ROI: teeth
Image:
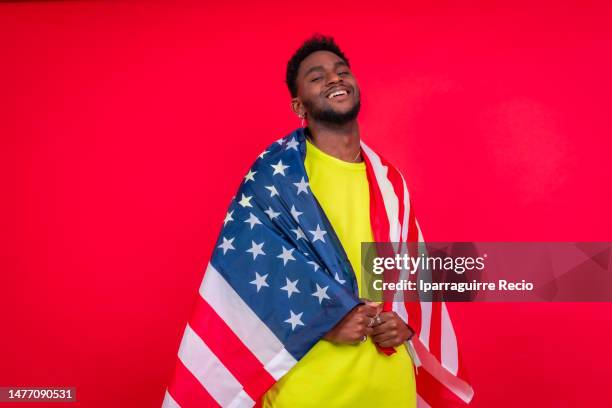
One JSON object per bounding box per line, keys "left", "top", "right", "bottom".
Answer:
{"left": 328, "top": 90, "right": 348, "bottom": 99}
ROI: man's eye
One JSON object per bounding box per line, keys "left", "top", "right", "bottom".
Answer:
{"left": 339, "top": 71, "right": 349, "bottom": 76}
{"left": 311, "top": 77, "right": 322, "bottom": 82}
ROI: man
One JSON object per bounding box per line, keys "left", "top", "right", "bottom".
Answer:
{"left": 261, "top": 35, "right": 416, "bottom": 407}
{"left": 163, "top": 34, "right": 472, "bottom": 408}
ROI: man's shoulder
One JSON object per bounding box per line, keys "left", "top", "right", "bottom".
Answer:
{"left": 249, "top": 128, "right": 302, "bottom": 168}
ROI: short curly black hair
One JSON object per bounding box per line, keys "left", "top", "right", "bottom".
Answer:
{"left": 285, "top": 34, "right": 350, "bottom": 98}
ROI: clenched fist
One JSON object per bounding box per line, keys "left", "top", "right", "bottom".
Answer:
{"left": 371, "top": 311, "right": 415, "bottom": 348}
{"left": 324, "top": 302, "right": 381, "bottom": 344}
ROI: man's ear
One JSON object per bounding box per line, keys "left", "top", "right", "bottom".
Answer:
{"left": 290, "top": 98, "right": 305, "bottom": 118}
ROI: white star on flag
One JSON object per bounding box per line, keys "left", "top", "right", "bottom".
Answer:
{"left": 244, "top": 213, "right": 262, "bottom": 230}
{"left": 258, "top": 150, "right": 269, "bottom": 159}
{"left": 238, "top": 194, "right": 253, "bottom": 208}
{"left": 217, "top": 236, "right": 235, "bottom": 255}
{"left": 307, "top": 261, "right": 320, "bottom": 271}
{"left": 285, "top": 137, "right": 299, "bottom": 151}
{"left": 291, "top": 227, "right": 307, "bottom": 240}
{"left": 277, "top": 246, "right": 296, "bottom": 266}
{"left": 246, "top": 240, "right": 266, "bottom": 260}
{"left": 244, "top": 169, "right": 256, "bottom": 183}
{"left": 271, "top": 160, "right": 289, "bottom": 176}
{"left": 312, "top": 284, "right": 330, "bottom": 304}
{"left": 309, "top": 224, "right": 327, "bottom": 243}
{"left": 281, "top": 277, "right": 300, "bottom": 298}
{"left": 250, "top": 272, "right": 269, "bottom": 292}
{"left": 265, "top": 185, "right": 279, "bottom": 198}
{"left": 290, "top": 205, "right": 303, "bottom": 222}
{"left": 264, "top": 206, "right": 280, "bottom": 220}
{"left": 284, "top": 310, "right": 304, "bottom": 330}
{"left": 223, "top": 210, "right": 234, "bottom": 226}
{"left": 293, "top": 177, "right": 310, "bottom": 195}
{"left": 334, "top": 272, "right": 346, "bottom": 285}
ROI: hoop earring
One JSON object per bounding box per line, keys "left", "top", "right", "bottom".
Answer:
{"left": 300, "top": 115, "right": 307, "bottom": 128}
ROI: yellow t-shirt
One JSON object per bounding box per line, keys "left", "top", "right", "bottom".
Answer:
{"left": 262, "top": 138, "right": 416, "bottom": 407}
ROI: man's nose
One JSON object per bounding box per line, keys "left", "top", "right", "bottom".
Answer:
{"left": 325, "top": 71, "right": 342, "bottom": 84}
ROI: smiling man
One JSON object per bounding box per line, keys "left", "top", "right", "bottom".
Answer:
{"left": 163, "top": 34, "right": 428, "bottom": 408}
{"left": 260, "top": 35, "right": 417, "bottom": 407}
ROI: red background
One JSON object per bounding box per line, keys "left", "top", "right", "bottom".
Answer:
{"left": 2, "top": 1, "right": 611, "bottom": 407}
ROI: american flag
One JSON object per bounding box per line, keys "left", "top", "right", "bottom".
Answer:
{"left": 162, "top": 128, "right": 473, "bottom": 407}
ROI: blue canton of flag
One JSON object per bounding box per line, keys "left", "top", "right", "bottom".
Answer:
{"left": 211, "top": 127, "right": 360, "bottom": 359}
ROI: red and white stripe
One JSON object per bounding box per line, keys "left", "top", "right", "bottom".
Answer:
{"left": 361, "top": 140, "right": 474, "bottom": 406}
{"left": 164, "top": 263, "right": 296, "bottom": 407}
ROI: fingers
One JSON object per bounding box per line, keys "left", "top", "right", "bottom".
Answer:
{"left": 353, "top": 313, "right": 375, "bottom": 335}
{"left": 376, "top": 311, "right": 395, "bottom": 322}
{"left": 371, "top": 312, "right": 397, "bottom": 332}
{"left": 364, "top": 300, "right": 383, "bottom": 314}
{"left": 371, "top": 312, "right": 406, "bottom": 347}
{"left": 371, "top": 319, "right": 395, "bottom": 336}
{"left": 358, "top": 304, "right": 379, "bottom": 318}
{"left": 332, "top": 305, "right": 399, "bottom": 345}
{"left": 372, "top": 329, "right": 397, "bottom": 345}
{"left": 345, "top": 324, "right": 373, "bottom": 344}
{"left": 330, "top": 308, "right": 412, "bottom": 346}
{"left": 355, "top": 307, "right": 379, "bottom": 336}
{"left": 330, "top": 305, "right": 376, "bottom": 344}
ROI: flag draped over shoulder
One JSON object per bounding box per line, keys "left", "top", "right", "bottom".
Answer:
{"left": 162, "top": 128, "right": 474, "bottom": 408}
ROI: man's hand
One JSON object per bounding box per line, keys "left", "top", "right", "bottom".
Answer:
{"left": 324, "top": 303, "right": 380, "bottom": 344}
{"left": 371, "top": 311, "right": 415, "bottom": 348}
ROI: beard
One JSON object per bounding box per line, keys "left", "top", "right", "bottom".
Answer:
{"left": 303, "top": 97, "right": 361, "bottom": 126}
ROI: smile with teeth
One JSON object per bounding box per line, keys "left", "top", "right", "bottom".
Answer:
{"left": 327, "top": 90, "right": 349, "bottom": 99}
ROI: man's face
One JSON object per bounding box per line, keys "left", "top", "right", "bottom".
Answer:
{"left": 295, "top": 50, "right": 361, "bottom": 125}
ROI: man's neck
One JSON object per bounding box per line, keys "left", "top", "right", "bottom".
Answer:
{"left": 307, "top": 121, "right": 362, "bottom": 163}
